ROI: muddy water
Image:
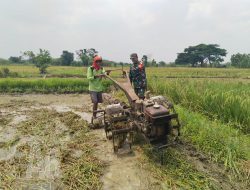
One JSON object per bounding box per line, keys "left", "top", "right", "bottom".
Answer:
{"left": 0, "top": 114, "right": 27, "bottom": 161}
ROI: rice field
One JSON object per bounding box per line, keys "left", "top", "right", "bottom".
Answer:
{"left": 176, "top": 106, "right": 250, "bottom": 177}
{"left": 1, "top": 64, "right": 250, "bottom": 78}
{"left": 148, "top": 77, "right": 250, "bottom": 133}
{"left": 0, "top": 78, "right": 111, "bottom": 93}
{"left": 1, "top": 64, "right": 250, "bottom": 189}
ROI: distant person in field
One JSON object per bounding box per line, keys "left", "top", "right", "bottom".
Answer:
{"left": 129, "top": 53, "right": 147, "bottom": 99}
{"left": 87, "top": 55, "right": 106, "bottom": 118}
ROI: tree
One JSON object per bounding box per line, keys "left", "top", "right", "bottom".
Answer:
{"left": 158, "top": 61, "right": 166, "bottom": 67}
{"left": 60, "top": 51, "right": 74, "bottom": 66}
{"left": 0, "top": 67, "right": 10, "bottom": 77}
{"left": 51, "top": 58, "right": 61, "bottom": 66}
{"left": 175, "top": 44, "right": 227, "bottom": 67}
{"left": 175, "top": 52, "right": 200, "bottom": 67}
{"left": 86, "top": 48, "right": 98, "bottom": 58}
{"left": 151, "top": 59, "right": 157, "bottom": 67}
{"left": 23, "top": 51, "right": 35, "bottom": 63}
{"left": 142, "top": 55, "right": 148, "bottom": 67}
{"left": 231, "top": 53, "right": 250, "bottom": 68}
{"left": 9, "top": 56, "right": 21, "bottom": 63}
{"left": 33, "top": 49, "right": 52, "bottom": 74}
{"left": 76, "top": 48, "right": 98, "bottom": 66}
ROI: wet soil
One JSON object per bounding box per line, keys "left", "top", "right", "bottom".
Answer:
{"left": 0, "top": 94, "right": 247, "bottom": 190}
{"left": 89, "top": 130, "right": 160, "bottom": 190}
{"left": 176, "top": 141, "right": 248, "bottom": 190}
{"left": 0, "top": 94, "right": 160, "bottom": 190}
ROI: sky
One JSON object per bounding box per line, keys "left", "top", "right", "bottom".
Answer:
{"left": 0, "top": 0, "right": 250, "bottom": 63}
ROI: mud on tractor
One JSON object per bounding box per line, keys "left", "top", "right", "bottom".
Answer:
{"left": 91, "top": 70, "right": 181, "bottom": 153}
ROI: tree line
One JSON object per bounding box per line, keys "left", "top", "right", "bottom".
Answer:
{"left": 7, "top": 48, "right": 169, "bottom": 69}
{"left": 5, "top": 44, "right": 250, "bottom": 72}
{"left": 175, "top": 44, "right": 250, "bottom": 68}
{"left": 8, "top": 48, "right": 129, "bottom": 67}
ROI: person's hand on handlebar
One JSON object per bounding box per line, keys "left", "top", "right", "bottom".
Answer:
{"left": 105, "top": 70, "right": 111, "bottom": 75}
{"left": 94, "top": 74, "right": 106, "bottom": 79}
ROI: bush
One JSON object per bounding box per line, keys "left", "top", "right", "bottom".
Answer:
{"left": 0, "top": 68, "right": 10, "bottom": 77}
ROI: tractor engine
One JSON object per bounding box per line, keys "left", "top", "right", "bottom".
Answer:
{"left": 133, "top": 96, "right": 174, "bottom": 143}
{"left": 91, "top": 70, "right": 180, "bottom": 153}
{"left": 101, "top": 95, "right": 180, "bottom": 152}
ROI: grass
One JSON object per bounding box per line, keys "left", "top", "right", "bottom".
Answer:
{"left": 0, "top": 65, "right": 113, "bottom": 78}
{"left": 0, "top": 78, "right": 112, "bottom": 93}
{"left": 148, "top": 77, "right": 250, "bottom": 133}
{"left": 0, "top": 65, "right": 89, "bottom": 78}
{"left": 147, "top": 67, "right": 250, "bottom": 78}
{"left": 114, "top": 89, "right": 250, "bottom": 186}
{"left": 135, "top": 105, "right": 250, "bottom": 189}
{"left": 140, "top": 146, "right": 215, "bottom": 190}
{"left": 177, "top": 105, "right": 250, "bottom": 182}
{"left": 1, "top": 64, "right": 250, "bottom": 78}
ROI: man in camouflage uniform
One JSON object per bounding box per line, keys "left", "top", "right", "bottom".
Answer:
{"left": 129, "top": 53, "right": 147, "bottom": 99}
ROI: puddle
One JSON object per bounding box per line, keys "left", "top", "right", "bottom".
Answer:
{"left": 26, "top": 154, "right": 61, "bottom": 179}
{"left": 10, "top": 115, "right": 27, "bottom": 125}
{"left": 0, "top": 136, "right": 30, "bottom": 161}
{"left": 72, "top": 111, "right": 92, "bottom": 123}
{"left": 51, "top": 105, "right": 73, "bottom": 113}
{"left": 0, "top": 146, "right": 17, "bottom": 161}
{"left": 0, "top": 127, "right": 17, "bottom": 143}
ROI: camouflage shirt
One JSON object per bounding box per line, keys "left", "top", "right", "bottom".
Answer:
{"left": 129, "top": 63, "right": 147, "bottom": 89}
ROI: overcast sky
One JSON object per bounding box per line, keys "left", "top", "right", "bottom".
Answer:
{"left": 0, "top": 0, "right": 250, "bottom": 63}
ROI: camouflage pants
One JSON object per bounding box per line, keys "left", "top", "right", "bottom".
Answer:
{"left": 134, "top": 88, "right": 145, "bottom": 99}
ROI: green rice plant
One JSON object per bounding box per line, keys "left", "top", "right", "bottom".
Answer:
{"left": 148, "top": 77, "right": 250, "bottom": 133}
{"left": 0, "top": 78, "right": 112, "bottom": 93}
{"left": 0, "top": 65, "right": 124, "bottom": 78}
{"left": 146, "top": 67, "right": 250, "bottom": 78}
{"left": 176, "top": 105, "right": 250, "bottom": 182}
{"left": 140, "top": 106, "right": 250, "bottom": 188}
{"left": 1, "top": 65, "right": 250, "bottom": 78}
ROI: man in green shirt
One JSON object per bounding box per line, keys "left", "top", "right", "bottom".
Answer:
{"left": 87, "top": 55, "right": 106, "bottom": 118}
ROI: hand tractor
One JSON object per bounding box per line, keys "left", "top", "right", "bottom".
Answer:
{"left": 91, "top": 70, "right": 181, "bottom": 154}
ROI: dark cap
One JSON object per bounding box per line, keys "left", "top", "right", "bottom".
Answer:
{"left": 130, "top": 53, "right": 138, "bottom": 59}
